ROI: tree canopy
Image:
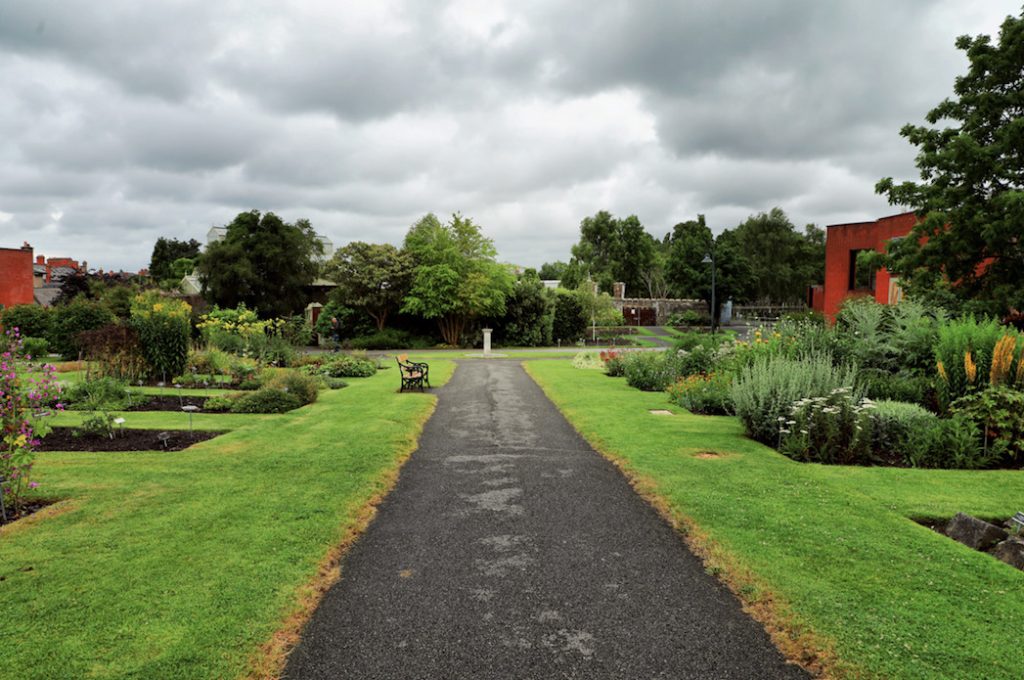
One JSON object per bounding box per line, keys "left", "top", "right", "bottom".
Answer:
{"left": 876, "top": 10, "right": 1024, "bottom": 316}
{"left": 730, "top": 208, "right": 824, "bottom": 304}
{"left": 149, "top": 237, "right": 201, "bottom": 284}
{"left": 324, "top": 242, "right": 413, "bottom": 331}
{"left": 197, "top": 210, "right": 322, "bottom": 318}
{"left": 401, "top": 213, "right": 514, "bottom": 345}
{"left": 568, "top": 211, "right": 657, "bottom": 296}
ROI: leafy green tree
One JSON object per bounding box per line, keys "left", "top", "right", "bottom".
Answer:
{"left": 402, "top": 213, "right": 514, "bottom": 346}
{"left": 149, "top": 237, "right": 201, "bottom": 283}
{"left": 664, "top": 216, "right": 755, "bottom": 318}
{"left": 730, "top": 208, "right": 824, "bottom": 303}
{"left": 573, "top": 282, "right": 623, "bottom": 326}
{"left": 47, "top": 298, "right": 116, "bottom": 359}
{"left": 0, "top": 305, "right": 51, "bottom": 339}
{"left": 876, "top": 11, "right": 1024, "bottom": 316}
{"left": 197, "top": 210, "right": 322, "bottom": 318}
{"left": 491, "top": 270, "right": 554, "bottom": 347}
{"left": 664, "top": 216, "right": 714, "bottom": 299}
{"left": 552, "top": 289, "right": 587, "bottom": 344}
{"left": 538, "top": 261, "right": 568, "bottom": 281}
{"left": 569, "top": 211, "right": 657, "bottom": 295}
{"left": 324, "top": 242, "right": 413, "bottom": 331}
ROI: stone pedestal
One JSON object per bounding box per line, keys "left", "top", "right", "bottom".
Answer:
{"left": 482, "top": 328, "right": 493, "bottom": 357}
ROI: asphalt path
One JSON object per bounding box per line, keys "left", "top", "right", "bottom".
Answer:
{"left": 284, "top": 360, "right": 807, "bottom": 679}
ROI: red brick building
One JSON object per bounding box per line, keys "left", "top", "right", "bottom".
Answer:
{"left": 0, "top": 243, "right": 35, "bottom": 310}
{"left": 813, "top": 211, "right": 918, "bottom": 320}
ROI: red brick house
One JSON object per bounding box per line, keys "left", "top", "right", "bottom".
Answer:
{"left": 0, "top": 243, "right": 35, "bottom": 310}
{"left": 812, "top": 211, "right": 918, "bottom": 320}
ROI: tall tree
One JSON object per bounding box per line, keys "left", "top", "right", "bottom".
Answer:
{"left": 876, "top": 10, "right": 1024, "bottom": 316}
{"left": 569, "top": 211, "right": 656, "bottom": 295}
{"left": 538, "top": 261, "right": 568, "bottom": 281}
{"left": 324, "top": 242, "right": 412, "bottom": 331}
{"left": 197, "top": 210, "right": 322, "bottom": 318}
{"left": 730, "top": 208, "right": 823, "bottom": 303}
{"left": 664, "top": 216, "right": 713, "bottom": 299}
{"left": 490, "top": 270, "right": 554, "bottom": 347}
{"left": 149, "top": 237, "right": 201, "bottom": 283}
{"left": 402, "top": 213, "right": 514, "bottom": 346}
{"left": 664, "top": 216, "right": 755, "bottom": 317}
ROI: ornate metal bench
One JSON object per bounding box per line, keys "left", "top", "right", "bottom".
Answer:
{"left": 397, "top": 354, "right": 430, "bottom": 392}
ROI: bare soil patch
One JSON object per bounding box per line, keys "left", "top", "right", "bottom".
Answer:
{"left": 37, "top": 427, "right": 226, "bottom": 452}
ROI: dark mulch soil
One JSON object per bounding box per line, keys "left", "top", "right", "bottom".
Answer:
{"left": 0, "top": 499, "right": 57, "bottom": 529}
{"left": 37, "top": 427, "right": 226, "bottom": 452}
{"left": 124, "top": 395, "right": 210, "bottom": 412}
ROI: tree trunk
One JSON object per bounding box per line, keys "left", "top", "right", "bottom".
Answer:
{"left": 438, "top": 315, "right": 465, "bottom": 346}
{"left": 371, "top": 309, "right": 388, "bottom": 331}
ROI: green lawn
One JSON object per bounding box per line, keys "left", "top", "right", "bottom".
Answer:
{"left": 0, "top": 361, "right": 453, "bottom": 679}
{"left": 525, "top": 361, "right": 1024, "bottom": 680}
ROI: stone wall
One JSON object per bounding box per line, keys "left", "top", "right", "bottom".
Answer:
{"left": 612, "top": 297, "right": 704, "bottom": 325}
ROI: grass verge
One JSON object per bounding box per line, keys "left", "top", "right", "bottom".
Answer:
{"left": 0, "top": 361, "right": 453, "bottom": 679}
{"left": 525, "top": 360, "right": 1024, "bottom": 680}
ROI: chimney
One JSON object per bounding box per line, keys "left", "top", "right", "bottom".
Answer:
{"left": 21, "top": 241, "right": 32, "bottom": 252}
{"left": 36, "top": 255, "right": 45, "bottom": 265}
{"left": 46, "top": 262, "right": 51, "bottom": 283}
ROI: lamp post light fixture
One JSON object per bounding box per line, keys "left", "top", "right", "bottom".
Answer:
{"left": 702, "top": 252, "right": 717, "bottom": 334}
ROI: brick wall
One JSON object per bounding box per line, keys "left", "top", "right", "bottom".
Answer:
{"left": 0, "top": 246, "right": 35, "bottom": 310}
{"left": 822, "top": 212, "right": 918, "bottom": 320}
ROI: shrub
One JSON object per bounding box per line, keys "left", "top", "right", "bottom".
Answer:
{"left": 870, "top": 400, "right": 938, "bottom": 463}
{"left": 1, "top": 304, "right": 51, "bottom": 339}
{"left": 623, "top": 351, "right": 676, "bottom": 391}
{"left": 667, "top": 309, "right": 706, "bottom": 327}
{"left": 20, "top": 337, "right": 50, "bottom": 360}
{"left": 671, "top": 331, "right": 717, "bottom": 352}
{"left": 203, "top": 395, "right": 237, "bottom": 412}
{"left": 63, "top": 377, "right": 137, "bottom": 411}
{"left": 262, "top": 369, "right": 320, "bottom": 405}
{"left": 74, "top": 411, "right": 117, "bottom": 439}
{"left": 348, "top": 329, "right": 429, "bottom": 350}
{"left": 950, "top": 385, "right": 1024, "bottom": 460}
{"left": 230, "top": 388, "right": 303, "bottom": 414}
{"left": 778, "top": 390, "right": 875, "bottom": 465}
{"left": 858, "top": 369, "right": 937, "bottom": 410}
{"left": 731, "top": 354, "right": 859, "bottom": 445}
{"left": 325, "top": 378, "right": 349, "bottom": 390}
{"left": 131, "top": 292, "right": 191, "bottom": 381}
{"left": 572, "top": 351, "right": 605, "bottom": 370}
{"left": 934, "top": 316, "right": 1018, "bottom": 408}
{"left": 600, "top": 350, "right": 626, "bottom": 377}
{"left": 671, "top": 344, "right": 718, "bottom": 378}
{"left": 902, "top": 415, "right": 999, "bottom": 469}
{"left": 667, "top": 373, "right": 733, "bottom": 415}
{"left": 1, "top": 328, "right": 61, "bottom": 511}
{"left": 552, "top": 291, "right": 587, "bottom": 345}
{"left": 321, "top": 354, "right": 378, "bottom": 378}
{"left": 47, "top": 298, "right": 116, "bottom": 359}
{"left": 77, "top": 324, "right": 148, "bottom": 382}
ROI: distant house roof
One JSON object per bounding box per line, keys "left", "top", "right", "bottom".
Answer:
{"left": 49, "top": 266, "right": 76, "bottom": 281}
{"left": 34, "top": 286, "right": 61, "bottom": 308}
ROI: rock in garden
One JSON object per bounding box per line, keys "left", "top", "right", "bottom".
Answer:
{"left": 990, "top": 538, "right": 1024, "bottom": 570}
{"left": 944, "top": 513, "right": 1007, "bottom": 551}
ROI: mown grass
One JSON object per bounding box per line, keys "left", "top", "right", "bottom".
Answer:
{"left": 526, "top": 360, "right": 1024, "bottom": 680}
{"left": 0, "top": 361, "right": 453, "bottom": 679}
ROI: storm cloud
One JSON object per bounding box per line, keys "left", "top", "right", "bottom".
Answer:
{"left": 0, "top": 0, "right": 1016, "bottom": 270}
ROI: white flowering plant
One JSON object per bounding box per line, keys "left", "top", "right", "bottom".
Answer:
{"left": 778, "top": 388, "right": 876, "bottom": 465}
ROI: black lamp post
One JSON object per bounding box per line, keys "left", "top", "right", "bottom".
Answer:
{"left": 702, "top": 252, "right": 716, "bottom": 334}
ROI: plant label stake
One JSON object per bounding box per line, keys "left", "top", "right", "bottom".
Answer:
{"left": 113, "top": 417, "right": 126, "bottom": 439}
{"left": 181, "top": 405, "right": 199, "bottom": 437}
{"left": 157, "top": 431, "right": 171, "bottom": 449}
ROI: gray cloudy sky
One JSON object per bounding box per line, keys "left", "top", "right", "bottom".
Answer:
{"left": 0, "top": 1, "right": 1017, "bottom": 271}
